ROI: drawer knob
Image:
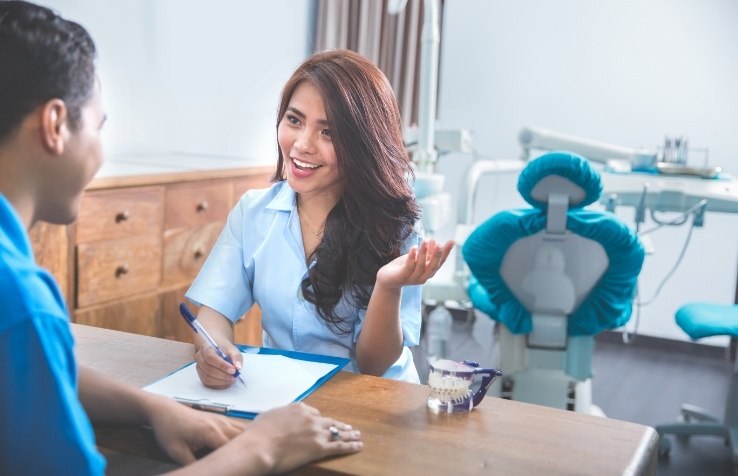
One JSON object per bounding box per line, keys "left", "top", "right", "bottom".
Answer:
{"left": 115, "top": 210, "right": 130, "bottom": 223}
{"left": 194, "top": 248, "right": 204, "bottom": 260}
{"left": 196, "top": 201, "right": 209, "bottom": 213}
{"left": 115, "top": 264, "right": 129, "bottom": 278}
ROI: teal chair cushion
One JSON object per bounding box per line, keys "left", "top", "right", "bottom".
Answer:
{"left": 676, "top": 302, "right": 738, "bottom": 340}
{"left": 463, "top": 208, "right": 645, "bottom": 335}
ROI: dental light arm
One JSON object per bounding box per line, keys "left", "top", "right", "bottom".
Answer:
{"left": 519, "top": 126, "right": 657, "bottom": 167}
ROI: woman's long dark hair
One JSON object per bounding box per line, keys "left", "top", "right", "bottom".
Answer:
{"left": 271, "top": 49, "right": 420, "bottom": 335}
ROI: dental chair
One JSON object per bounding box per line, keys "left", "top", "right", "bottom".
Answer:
{"left": 656, "top": 302, "right": 738, "bottom": 468}
{"left": 462, "top": 151, "right": 645, "bottom": 414}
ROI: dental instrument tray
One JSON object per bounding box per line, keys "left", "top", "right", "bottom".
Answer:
{"left": 656, "top": 162, "right": 722, "bottom": 179}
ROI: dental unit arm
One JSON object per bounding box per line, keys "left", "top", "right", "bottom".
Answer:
{"left": 518, "top": 126, "right": 658, "bottom": 170}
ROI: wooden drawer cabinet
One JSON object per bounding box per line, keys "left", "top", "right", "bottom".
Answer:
{"left": 28, "top": 222, "right": 70, "bottom": 298}
{"left": 162, "top": 221, "right": 223, "bottom": 286}
{"left": 165, "top": 181, "right": 231, "bottom": 229}
{"left": 76, "top": 187, "right": 163, "bottom": 243}
{"left": 75, "top": 187, "right": 164, "bottom": 309}
{"left": 233, "top": 176, "right": 272, "bottom": 200}
{"left": 29, "top": 166, "right": 272, "bottom": 343}
{"left": 75, "top": 292, "right": 161, "bottom": 336}
{"left": 162, "top": 179, "right": 232, "bottom": 286}
{"left": 77, "top": 235, "right": 162, "bottom": 307}
{"left": 159, "top": 286, "right": 263, "bottom": 347}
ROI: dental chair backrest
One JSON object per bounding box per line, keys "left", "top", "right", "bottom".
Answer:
{"left": 462, "top": 151, "right": 645, "bottom": 411}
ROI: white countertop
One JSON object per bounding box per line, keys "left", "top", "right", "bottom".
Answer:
{"left": 98, "top": 152, "right": 269, "bottom": 178}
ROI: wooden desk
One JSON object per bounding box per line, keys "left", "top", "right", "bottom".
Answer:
{"left": 73, "top": 324, "right": 658, "bottom": 475}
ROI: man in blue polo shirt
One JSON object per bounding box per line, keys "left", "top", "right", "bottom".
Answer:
{"left": 0, "top": 2, "right": 361, "bottom": 475}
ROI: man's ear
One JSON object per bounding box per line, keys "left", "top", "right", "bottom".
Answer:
{"left": 39, "top": 99, "right": 69, "bottom": 155}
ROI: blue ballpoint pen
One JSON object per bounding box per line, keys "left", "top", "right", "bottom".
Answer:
{"left": 179, "top": 303, "right": 246, "bottom": 387}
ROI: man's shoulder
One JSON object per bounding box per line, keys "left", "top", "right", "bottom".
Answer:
{"left": 0, "top": 248, "right": 67, "bottom": 335}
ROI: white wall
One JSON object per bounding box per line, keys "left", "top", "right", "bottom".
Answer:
{"left": 39, "top": 0, "right": 314, "bottom": 164}
{"left": 437, "top": 0, "right": 738, "bottom": 345}
{"left": 38, "top": 0, "right": 738, "bottom": 344}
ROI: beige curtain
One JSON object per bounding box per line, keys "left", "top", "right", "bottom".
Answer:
{"left": 313, "top": 0, "right": 443, "bottom": 129}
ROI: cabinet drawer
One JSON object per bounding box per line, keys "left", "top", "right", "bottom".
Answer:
{"left": 232, "top": 175, "right": 270, "bottom": 203}
{"left": 165, "top": 181, "right": 231, "bottom": 229}
{"left": 74, "top": 292, "right": 161, "bottom": 337}
{"left": 29, "top": 222, "right": 70, "bottom": 300}
{"left": 76, "top": 235, "right": 162, "bottom": 307}
{"left": 162, "top": 222, "right": 224, "bottom": 286}
{"left": 159, "top": 285, "right": 263, "bottom": 346}
{"left": 160, "top": 285, "right": 194, "bottom": 342}
{"left": 76, "top": 187, "right": 164, "bottom": 243}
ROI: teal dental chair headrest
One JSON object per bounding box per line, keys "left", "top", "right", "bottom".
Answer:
{"left": 518, "top": 151, "right": 603, "bottom": 210}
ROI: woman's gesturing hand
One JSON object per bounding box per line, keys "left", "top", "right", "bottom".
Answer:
{"left": 376, "top": 239, "right": 454, "bottom": 291}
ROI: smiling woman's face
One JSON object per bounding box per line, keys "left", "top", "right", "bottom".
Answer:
{"left": 277, "top": 81, "right": 341, "bottom": 202}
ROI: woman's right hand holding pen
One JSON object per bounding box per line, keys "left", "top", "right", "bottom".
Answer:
{"left": 195, "top": 339, "right": 243, "bottom": 389}
{"left": 191, "top": 306, "right": 244, "bottom": 389}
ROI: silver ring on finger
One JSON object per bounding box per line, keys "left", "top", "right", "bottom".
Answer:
{"left": 328, "top": 425, "right": 340, "bottom": 442}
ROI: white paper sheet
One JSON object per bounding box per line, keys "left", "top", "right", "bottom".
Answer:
{"left": 144, "top": 352, "right": 339, "bottom": 414}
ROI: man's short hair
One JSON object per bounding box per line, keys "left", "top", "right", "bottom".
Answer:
{"left": 0, "top": 0, "right": 96, "bottom": 142}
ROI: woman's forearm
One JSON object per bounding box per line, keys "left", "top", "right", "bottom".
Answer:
{"left": 194, "top": 306, "right": 235, "bottom": 349}
{"left": 355, "top": 284, "right": 404, "bottom": 376}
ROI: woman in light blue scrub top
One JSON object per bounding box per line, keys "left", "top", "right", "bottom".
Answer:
{"left": 186, "top": 50, "right": 453, "bottom": 385}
